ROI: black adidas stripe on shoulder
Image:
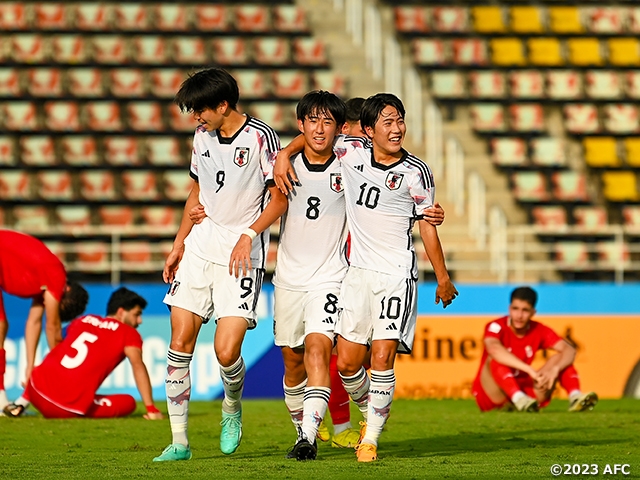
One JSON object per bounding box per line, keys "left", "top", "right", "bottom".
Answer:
{"left": 342, "top": 135, "right": 371, "bottom": 149}
{"left": 248, "top": 117, "right": 281, "bottom": 152}
{"left": 404, "top": 154, "right": 435, "bottom": 189}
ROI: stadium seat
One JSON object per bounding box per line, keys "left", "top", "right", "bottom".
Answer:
{"left": 20, "top": 136, "right": 57, "bottom": 165}
{"left": 0, "top": 136, "right": 16, "bottom": 166}
{"left": 622, "top": 205, "right": 640, "bottom": 227}
{"left": 37, "top": 171, "right": 74, "bottom": 201}
{"left": 120, "top": 242, "right": 153, "bottom": 265}
{"left": 587, "top": 7, "right": 624, "bottom": 34}
{"left": 0, "top": 171, "right": 32, "bottom": 200}
{"left": 51, "top": 35, "right": 87, "bottom": 63}
{"left": 4, "top": 102, "right": 38, "bottom": 131}
{"left": 563, "top": 104, "right": 600, "bottom": 134}
{"left": 253, "top": 37, "right": 290, "bottom": 66}
{"left": 113, "top": 4, "right": 148, "bottom": 30}
{"left": 122, "top": 171, "right": 159, "bottom": 201}
{"left": 510, "top": 70, "right": 544, "bottom": 98}
{"left": 312, "top": 71, "right": 347, "bottom": 97}
{"left": 0, "top": 3, "right": 27, "bottom": 30}
{"left": 75, "top": 242, "right": 109, "bottom": 267}
{"left": 0, "top": 68, "right": 20, "bottom": 96}
{"left": 452, "top": 39, "right": 488, "bottom": 66}
{"left": 490, "top": 38, "right": 525, "bottom": 66}
{"left": 140, "top": 206, "right": 180, "bottom": 228}
{"left": 602, "top": 171, "right": 639, "bottom": 202}
{"left": 547, "top": 70, "right": 582, "bottom": 100}
{"left": 627, "top": 72, "right": 640, "bottom": 99}
{"left": 510, "top": 7, "right": 543, "bottom": 33}
{"left": 491, "top": 137, "right": 527, "bottom": 167}
{"left": 554, "top": 242, "right": 590, "bottom": 270}
{"left": 583, "top": 137, "right": 620, "bottom": 168}
{"left": 607, "top": 38, "right": 640, "bottom": 67}
{"left": 472, "top": 6, "right": 506, "bottom": 34}
{"left": 127, "top": 102, "right": 164, "bottom": 131}
{"left": 272, "top": 70, "right": 308, "bottom": 99}
{"left": 432, "top": 71, "right": 466, "bottom": 98}
{"left": 92, "top": 35, "right": 128, "bottom": 64}
{"left": 172, "top": 37, "right": 207, "bottom": 65}
{"left": 12, "top": 34, "right": 47, "bottom": 63}
{"left": 511, "top": 171, "right": 550, "bottom": 202}
{"left": 528, "top": 38, "right": 563, "bottom": 66}
{"left": 548, "top": 7, "right": 583, "bottom": 33}
{"left": 470, "top": 104, "right": 505, "bottom": 132}
{"left": 212, "top": 38, "right": 249, "bottom": 66}
{"left": 630, "top": 8, "right": 640, "bottom": 33}
{"left": 146, "top": 137, "right": 183, "bottom": 166}
{"left": 235, "top": 70, "right": 270, "bottom": 99}
{"left": 273, "top": 5, "right": 309, "bottom": 33}
{"left": 67, "top": 68, "right": 104, "bottom": 97}
{"left": 61, "top": 136, "right": 99, "bottom": 166}
{"left": 531, "top": 138, "right": 566, "bottom": 168}
{"left": 74, "top": 4, "right": 111, "bottom": 30}
{"left": 110, "top": 69, "right": 145, "bottom": 97}
{"left": 235, "top": 5, "right": 270, "bottom": 32}
{"left": 194, "top": 5, "right": 229, "bottom": 32}
{"left": 56, "top": 205, "right": 92, "bottom": 227}
{"left": 532, "top": 205, "right": 568, "bottom": 230}
{"left": 163, "top": 171, "right": 194, "bottom": 201}
{"left": 394, "top": 6, "right": 429, "bottom": 33}
{"left": 509, "top": 104, "right": 545, "bottom": 132}
{"left": 86, "top": 102, "right": 122, "bottom": 131}
{"left": 292, "top": 38, "right": 327, "bottom": 66}
{"left": 567, "top": 38, "right": 602, "bottom": 66}
{"left": 551, "top": 171, "right": 589, "bottom": 202}
{"left": 98, "top": 206, "right": 135, "bottom": 226}
{"left": 44, "top": 101, "right": 80, "bottom": 131}
{"left": 33, "top": 4, "right": 68, "bottom": 30}
{"left": 168, "top": 104, "right": 198, "bottom": 132}
{"left": 149, "top": 69, "right": 185, "bottom": 98}
{"left": 432, "top": 7, "right": 468, "bottom": 33}
{"left": 597, "top": 241, "right": 629, "bottom": 267}
{"left": 623, "top": 138, "right": 640, "bottom": 167}
{"left": 27, "top": 68, "right": 62, "bottom": 97}
{"left": 412, "top": 39, "right": 447, "bottom": 66}
{"left": 574, "top": 206, "right": 608, "bottom": 230}
{"left": 131, "top": 36, "right": 168, "bottom": 65}
{"left": 79, "top": 170, "right": 118, "bottom": 201}
{"left": 155, "top": 4, "right": 188, "bottom": 31}
{"left": 104, "top": 137, "right": 141, "bottom": 166}
{"left": 604, "top": 104, "right": 639, "bottom": 134}
{"left": 13, "top": 206, "right": 50, "bottom": 231}
{"left": 585, "top": 71, "right": 621, "bottom": 99}
{"left": 247, "top": 103, "right": 292, "bottom": 131}
{"left": 266, "top": 241, "right": 278, "bottom": 270}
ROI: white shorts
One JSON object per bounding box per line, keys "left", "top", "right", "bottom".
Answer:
{"left": 273, "top": 287, "right": 339, "bottom": 348}
{"left": 163, "top": 247, "right": 264, "bottom": 328}
{"left": 335, "top": 266, "right": 417, "bottom": 354}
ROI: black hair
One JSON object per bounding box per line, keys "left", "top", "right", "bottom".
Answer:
{"left": 345, "top": 97, "right": 365, "bottom": 123}
{"left": 106, "top": 287, "right": 148, "bottom": 316}
{"left": 360, "top": 93, "right": 406, "bottom": 131}
{"left": 510, "top": 286, "right": 538, "bottom": 308}
{"left": 59, "top": 282, "right": 88, "bottom": 322}
{"left": 296, "top": 90, "right": 346, "bottom": 126}
{"left": 174, "top": 68, "right": 240, "bottom": 113}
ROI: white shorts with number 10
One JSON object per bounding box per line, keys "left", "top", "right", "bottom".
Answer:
{"left": 336, "top": 266, "right": 417, "bottom": 354}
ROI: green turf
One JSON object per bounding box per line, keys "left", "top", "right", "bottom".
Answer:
{"left": 1, "top": 399, "right": 638, "bottom": 479}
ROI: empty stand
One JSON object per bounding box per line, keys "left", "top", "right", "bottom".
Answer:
{"left": 104, "top": 137, "right": 141, "bottom": 165}
{"left": 61, "top": 136, "right": 99, "bottom": 166}
{"left": 98, "top": 206, "right": 135, "bottom": 227}
{"left": 13, "top": 206, "right": 50, "bottom": 231}
{"left": 57, "top": 205, "right": 92, "bottom": 227}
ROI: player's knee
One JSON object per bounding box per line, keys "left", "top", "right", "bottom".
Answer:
{"left": 216, "top": 348, "right": 240, "bottom": 368}
{"left": 336, "top": 358, "right": 360, "bottom": 376}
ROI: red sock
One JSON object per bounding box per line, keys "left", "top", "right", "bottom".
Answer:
{"left": 489, "top": 360, "right": 522, "bottom": 399}
{"left": 558, "top": 365, "right": 581, "bottom": 393}
{"left": 0, "top": 348, "right": 5, "bottom": 390}
{"left": 328, "top": 354, "right": 351, "bottom": 425}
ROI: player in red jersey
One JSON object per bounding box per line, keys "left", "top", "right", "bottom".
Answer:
{"left": 4, "top": 287, "right": 163, "bottom": 419}
{"left": 472, "top": 286, "right": 598, "bottom": 413}
{"left": 0, "top": 230, "right": 88, "bottom": 410}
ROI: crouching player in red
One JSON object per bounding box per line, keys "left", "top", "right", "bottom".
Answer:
{"left": 473, "top": 286, "right": 598, "bottom": 413}
{"left": 5, "top": 287, "right": 163, "bottom": 419}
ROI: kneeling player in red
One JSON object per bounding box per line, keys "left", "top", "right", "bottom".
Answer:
{"left": 473, "top": 286, "right": 598, "bottom": 413}
{"left": 5, "top": 287, "right": 162, "bottom": 420}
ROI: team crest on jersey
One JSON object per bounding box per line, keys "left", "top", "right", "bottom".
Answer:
{"left": 525, "top": 345, "right": 533, "bottom": 358}
{"left": 234, "top": 147, "right": 250, "bottom": 167}
{"left": 385, "top": 172, "right": 404, "bottom": 190}
{"left": 330, "top": 173, "right": 343, "bottom": 192}
{"left": 169, "top": 281, "right": 180, "bottom": 296}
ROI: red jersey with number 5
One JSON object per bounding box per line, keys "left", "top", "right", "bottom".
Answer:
{"left": 30, "top": 314, "right": 143, "bottom": 415}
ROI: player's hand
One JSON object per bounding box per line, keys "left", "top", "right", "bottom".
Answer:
{"left": 274, "top": 150, "right": 298, "bottom": 195}
{"left": 435, "top": 279, "right": 458, "bottom": 308}
{"left": 163, "top": 245, "right": 184, "bottom": 283}
{"left": 188, "top": 204, "right": 206, "bottom": 225}
{"left": 229, "top": 234, "right": 253, "bottom": 278}
{"left": 424, "top": 202, "right": 445, "bottom": 226}
{"left": 143, "top": 411, "right": 164, "bottom": 420}
{"left": 536, "top": 365, "right": 559, "bottom": 391}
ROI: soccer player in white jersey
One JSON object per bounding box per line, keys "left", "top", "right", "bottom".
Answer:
{"left": 153, "top": 68, "right": 288, "bottom": 462}
{"left": 275, "top": 93, "right": 458, "bottom": 462}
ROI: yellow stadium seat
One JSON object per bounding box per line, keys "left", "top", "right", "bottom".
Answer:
{"left": 491, "top": 38, "right": 525, "bottom": 66}
{"left": 528, "top": 38, "right": 563, "bottom": 66}
{"left": 510, "top": 7, "right": 543, "bottom": 33}
{"left": 583, "top": 137, "right": 620, "bottom": 168}
{"left": 567, "top": 38, "right": 602, "bottom": 66}
{"left": 472, "top": 6, "right": 506, "bottom": 33}
{"left": 602, "top": 171, "right": 639, "bottom": 202}
{"left": 623, "top": 138, "right": 640, "bottom": 167}
{"left": 549, "top": 7, "right": 583, "bottom": 33}
{"left": 608, "top": 38, "right": 640, "bottom": 66}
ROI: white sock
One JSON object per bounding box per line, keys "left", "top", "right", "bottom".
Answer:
{"left": 569, "top": 390, "right": 582, "bottom": 402}
{"left": 340, "top": 367, "right": 370, "bottom": 421}
{"left": 220, "top": 356, "right": 245, "bottom": 414}
{"left": 166, "top": 349, "right": 192, "bottom": 446}
{"left": 15, "top": 395, "right": 30, "bottom": 408}
{"left": 511, "top": 390, "right": 526, "bottom": 403}
{"left": 301, "top": 386, "right": 331, "bottom": 441}
{"left": 0, "top": 390, "right": 8, "bottom": 409}
{"left": 333, "top": 421, "right": 352, "bottom": 435}
{"left": 362, "top": 369, "right": 395, "bottom": 447}
{"left": 283, "top": 377, "right": 306, "bottom": 429}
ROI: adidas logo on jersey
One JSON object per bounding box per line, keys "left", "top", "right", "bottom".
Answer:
{"left": 354, "top": 164, "right": 364, "bottom": 172}
{"left": 322, "top": 317, "right": 334, "bottom": 324}
{"left": 239, "top": 303, "right": 249, "bottom": 310}
{"left": 385, "top": 322, "right": 398, "bottom": 331}
{"left": 202, "top": 150, "right": 210, "bottom": 157}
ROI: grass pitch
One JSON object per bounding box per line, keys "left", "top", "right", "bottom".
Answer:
{"left": 1, "top": 399, "right": 638, "bottom": 479}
